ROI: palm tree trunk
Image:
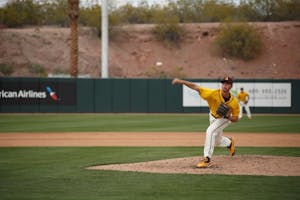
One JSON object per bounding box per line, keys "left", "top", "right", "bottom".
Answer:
{"left": 68, "top": 0, "right": 79, "bottom": 78}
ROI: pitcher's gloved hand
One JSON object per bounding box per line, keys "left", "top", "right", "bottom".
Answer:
{"left": 216, "top": 103, "right": 230, "bottom": 118}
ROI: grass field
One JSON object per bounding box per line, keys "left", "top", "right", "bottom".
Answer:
{"left": 0, "top": 114, "right": 299, "bottom": 133}
{"left": 0, "top": 114, "right": 299, "bottom": 199}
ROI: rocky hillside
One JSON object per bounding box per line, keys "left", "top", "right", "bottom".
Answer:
{"left": 0, "top": 21, "right": 300, "bottom": 79}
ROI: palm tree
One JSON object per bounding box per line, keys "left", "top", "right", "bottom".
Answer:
{"left": 68, "top": 0, "right": 79, "bottom": 77}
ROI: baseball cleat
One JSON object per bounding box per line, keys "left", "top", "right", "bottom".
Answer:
{"left": 196, "top": 157, "right": 211, "bottom": 168}
{"left": 228, "top": 137, "right": 235, "bottom": 156}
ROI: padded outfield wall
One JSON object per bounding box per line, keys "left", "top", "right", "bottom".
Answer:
{"left": 0, "top": 78, "right": 299, "bottom": 113}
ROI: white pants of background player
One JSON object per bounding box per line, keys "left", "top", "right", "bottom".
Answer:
{"left": 204, "top": 114, "right": 231, "bottom": 159}
{"left": 239, "top": 102, "right": 252, "bottom": 119}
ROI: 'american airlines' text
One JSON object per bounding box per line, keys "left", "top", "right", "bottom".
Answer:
{"left": 0, "top": 90, "right": 47, "bottom": 99}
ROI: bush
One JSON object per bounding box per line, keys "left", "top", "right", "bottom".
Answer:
{"left": 152, "top": 11, "right": 184, "bottom": 46}
{"left": 172, "top": 66, "right": 186, "bottom": 79}
{"left": 153, "top": 21, "right": 184, "bottom": 47}
{"left": 144, "top": 66, "right": 169, "bottom": 78}
{"left": 1, "top": 0, "right": 43, "bottom": 27}
{"left": 28, "top": 63, "right": 47, "bottom": 77}
{"left": 154, "top": 23, "right": 183, "bottom": 43}
{"left": 79, "top": 5, "right": 101, "bottom": 33}
{"left": 215, "top": 23, "right": 262, "bottom": 60}
{"left": 0, "top": 64, "right": 14, "bottom": 76}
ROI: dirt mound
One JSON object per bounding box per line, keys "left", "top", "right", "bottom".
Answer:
{"left": 1, "top": 22, "right": 300, "bottom": 78}
{"left": 88, "top": 155, "right": 300, "bottom": 176}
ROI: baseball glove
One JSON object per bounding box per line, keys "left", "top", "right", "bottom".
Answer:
{"left": 216, "top": 103, "right": 230, "bottom": 118}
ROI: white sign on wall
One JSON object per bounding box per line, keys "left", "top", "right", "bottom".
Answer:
{"left": 183, "top": 82, "right": 291, "bottom": 107}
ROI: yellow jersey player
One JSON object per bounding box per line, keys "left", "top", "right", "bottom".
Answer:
{"left": 172, "top": 77, "right": 240, "bottom": 168}
{"left": 237, "top": 87, "right": 252, "bottom": 119}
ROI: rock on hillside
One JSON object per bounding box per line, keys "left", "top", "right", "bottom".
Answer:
{"left": 0, "top": 22, "right": 299, "bottom": 79}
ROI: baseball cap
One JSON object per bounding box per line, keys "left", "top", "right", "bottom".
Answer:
{"left": 221, "top": 76, "right": 233, "bottom": 84}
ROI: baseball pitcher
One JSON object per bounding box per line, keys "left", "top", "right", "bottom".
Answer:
{"left": 172, "top": 77, "right": 240, "bottom": 168}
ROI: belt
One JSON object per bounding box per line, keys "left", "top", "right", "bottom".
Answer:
{"left": 211, "top": 113, "right": 220, "bottom": 119}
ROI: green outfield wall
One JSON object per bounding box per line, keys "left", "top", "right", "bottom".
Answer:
{"left": 0, "top": 77, "right": 299, "bottom": 113}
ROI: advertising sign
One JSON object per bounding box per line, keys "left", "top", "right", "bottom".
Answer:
{"left": 183, "top": 82, "right": 291, "bottom": 107}
{"left": 0, "top": 80, "right": 77, "bottom": 105}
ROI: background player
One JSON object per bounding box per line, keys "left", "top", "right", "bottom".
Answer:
{"left": 172, "top": 77, "right": 240, "bottom": 168}
{"left": 237, "top": 87, "right": 252, "bottom": 119}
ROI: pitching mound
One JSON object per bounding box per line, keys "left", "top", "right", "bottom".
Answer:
{"left": 88, "top": 155, "right": 300, "bottom": 176}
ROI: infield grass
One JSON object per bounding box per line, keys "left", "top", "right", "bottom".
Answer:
{"left": 0, "top": 114, "right": 299, "bottom": 133}
{"left": 0, "top": 147, "right": 299, "bottom": 200}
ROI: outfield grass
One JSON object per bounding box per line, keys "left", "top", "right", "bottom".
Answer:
{"left": 0, "top": 147, "right": 299, "bottom": 200}
{"left": 0, "top": 114, "right": 299, "bottom": 133}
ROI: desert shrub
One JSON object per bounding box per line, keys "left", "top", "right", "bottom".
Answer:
{"left": 114, "top": 3, "right": 153, "bottom": 24}
{"left": 153, "top": 23, "right": 183, "bottom": 44}
{"left": 201, "top": 0, "right": 237, "bottom": 22}
{"left": 79, "top": 5, "right": 121, "bottom": 38}
{"left": 153, "top": 13, "right": 184, "bottom": 46}
{"left": 144, "top": 66, "right": 169, "bottom": 78}
{"left": 153, "top": 11, "right": 184, "bottom": 44}
{"left": 215, "top": 23, "right": 262, "bottom": 60}
{"left": 28, "top": 63, "right": 47, "bottom": 77}
{"left": 1, "top": 0, "right": 43, "bottom": 27}
{"left": 0, "top": 64, "right": 14, "bottom": 76}
{"left": 172, "top": 66, "right": 186, "bottom": 79}
{"left": 79, "top": 5, "right": 101, "bottom": 33}
{"left": 144, "top": 65, "right": 186, "bottom": 78}
{"left": 53, "top": 67, "right": 67, "bottom": 74}
{"left": 45, "top": 0, "right": 68, "bottom": 27}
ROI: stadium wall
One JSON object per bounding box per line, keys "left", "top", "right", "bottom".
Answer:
{"left": 0, "top": 77, "right": 299, "bottom": 113}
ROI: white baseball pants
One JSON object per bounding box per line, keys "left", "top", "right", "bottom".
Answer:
{"left": 204, "top": 114, "right": 231, "bottom": 159}
{"left": 239, "top": 102, "right": 252, "bottom": 119}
